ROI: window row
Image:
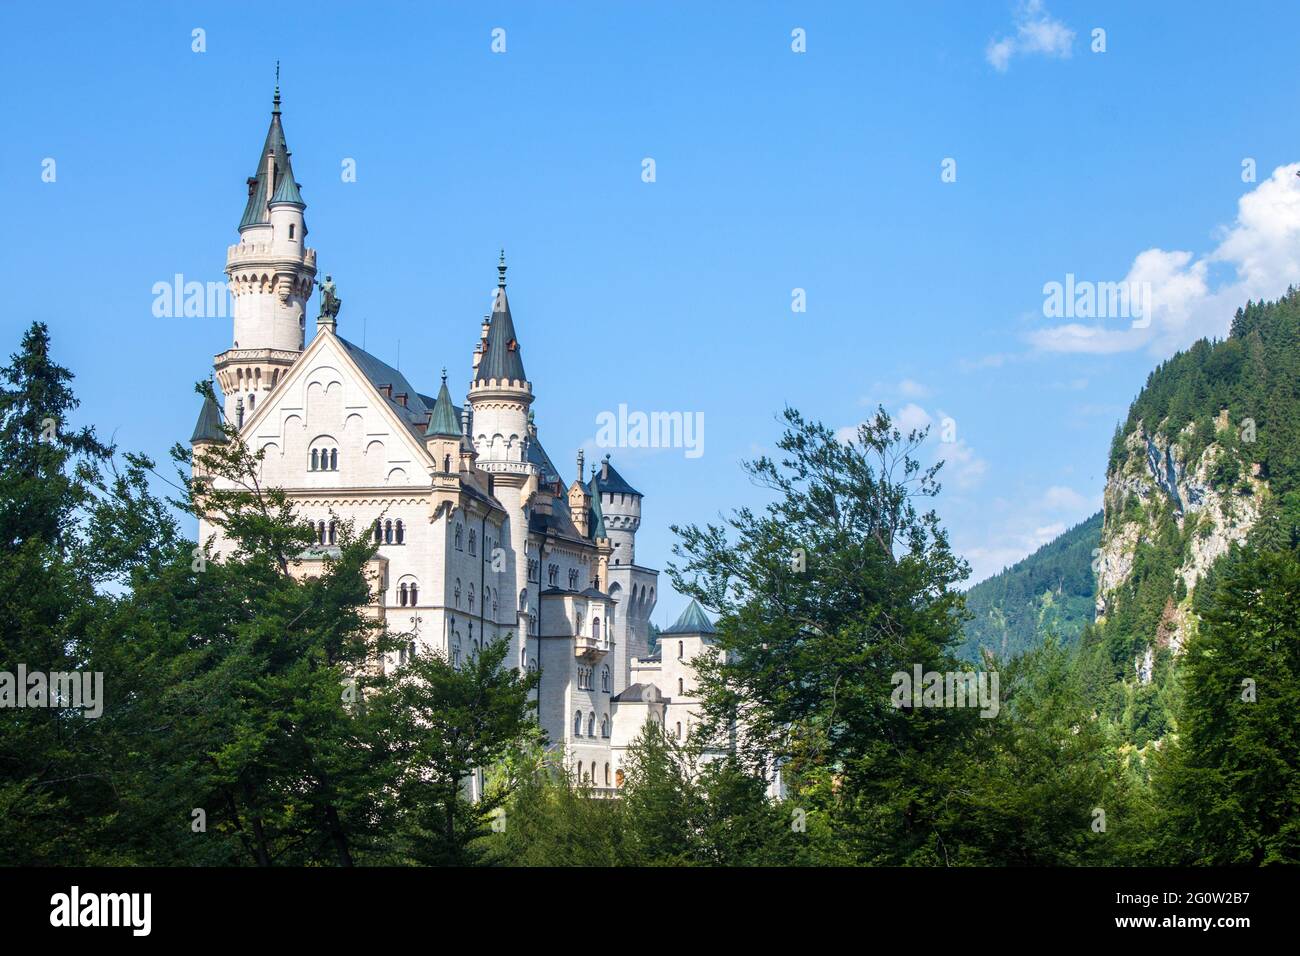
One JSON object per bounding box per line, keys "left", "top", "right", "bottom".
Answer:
{"left": 572, "top": 710, "right": 611, "bottom": 738}
{"left": 576, "top": 761, "right": 617, "bottom": 787}
{"left": 452, "top": 524, "right": 480, "bottom": 555}
{"left": 372, "top": 519, "right": 405, "bottom": 545}
{"left": 310, "top": 448, "right": 339, "bottom": 471}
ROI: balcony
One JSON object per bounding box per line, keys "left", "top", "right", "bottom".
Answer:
{"left": 574, "top": 635, "right": 610, "bottom": 662}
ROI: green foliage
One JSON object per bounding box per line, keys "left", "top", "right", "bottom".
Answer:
{"left": 1150, "top": 548, "right": 1300, "bottom": 864}
{"left": 959, "top": 511, "right": 1101, "bottom": 661}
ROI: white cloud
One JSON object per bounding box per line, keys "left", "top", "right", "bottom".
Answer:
{"left": 895, "top": 402, "right": 934, "bottom": 435}
{"left": 986, "top": 0, "right": 1074, "bottom": 72}
{"left": 1031, "top": 163, "right": 1300, "bottom": 357}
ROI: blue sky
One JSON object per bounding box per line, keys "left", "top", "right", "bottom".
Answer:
{"left": 6, "top": 1, "right": 1300, "bottom": 625}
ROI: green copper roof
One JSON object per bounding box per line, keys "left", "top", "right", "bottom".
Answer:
{"left": 239, "top": 91, "right": 300, "bottom": 229}
{"left": 425, "top": 372, "right": 462, "bottom": 438}
{"left": 270, "top": 169, "right": 304, "bottom": 206}
{"left": 190, "top": 391, "right": 227, "bottom": 444}
{"left": 662, "top": 599, "right": 716, "bottom": 636}
{"left": 474, "top": 252, "right": 527, "bottom": 383}
{"left": 589, "top": 475, "right": 608, "bottom": 539}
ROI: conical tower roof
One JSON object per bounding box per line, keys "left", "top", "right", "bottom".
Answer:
{"left": 474, "top": 251, "right": 527, "bottom": 383}
{"left": 239, "top": 81, "right": 301, "bottom": 228}
{"left": 190, "top": 390, "right": 227, "bottom": 444}
{"left": 662, "top": 599, "right": 716, "bottom": 635}
{"left": 425, "top": 370, "right": 462, "bottom": 438}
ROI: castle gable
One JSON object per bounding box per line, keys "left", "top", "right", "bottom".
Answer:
{"left": 240, "top": 331, "right": 434, "bottom": 489}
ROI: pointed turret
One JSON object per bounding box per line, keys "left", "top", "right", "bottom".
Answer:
{"left": 467, "top": 251, "right": 535, "bottom": 475}
{"left": 240, "top": 79, "right": 302, "bottom": 229}
{"left": 190, "top": 390, "right": 227, "bottom": 445}
{"left": 426, "top": 369, "right": 462, "bottom": 438}
{"left": 474, "top": 251, "right": 527, "bottom": 384}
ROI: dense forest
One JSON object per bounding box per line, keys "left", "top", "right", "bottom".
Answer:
{"left": 2, "top": 308, "right": 1297, "bottom": 866}
{"left": 959, "top": 511, "right": 1101, "bottom": 662}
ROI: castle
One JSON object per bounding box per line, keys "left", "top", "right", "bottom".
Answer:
{"left": 189, "top": 86, "right": 720, "bottom": 790}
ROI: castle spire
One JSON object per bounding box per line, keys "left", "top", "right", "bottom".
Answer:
{"left": 272, "top": 61, "right": 281, "bottom": 115}
{"left": 475, "top": 250, "right": 526, "bottom": 383}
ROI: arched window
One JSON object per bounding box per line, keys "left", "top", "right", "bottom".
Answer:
{"left": 548, "top": 564, "right": 558, "bottom": 586}
{"left": 395, "top": 520, "right": 404, "bottom": 544}
{"left": 676, "top": 721, "right": 682, "bottom": 740}
{"left": 678, "top": 677, "right": 684, "bottom": 695}
{"left": 455, "top": 524, "right": 464, "bottom": 550}
{"left": 311, "top": 448, "right": 319, "bottom": 470}
{"left": 678, "top": 641, "right": 684, "bottom": 660}
{"left": 568, "top": 568, "right": 578, "bottom": 590}
{"left": 492, "top": 589, "right": 498, "bottom": 615}
{"left": 600, "top": 714, "right": 609, "bottom": 738}
{"left": 454, "top": 579, "right": 462, "bottom": 607}
{"left": 248, "top": 393, "right": 255, "bottom": 410}
{"left": 328, "top": 520, "right": 337, "bottom": 545}
{"left": 573, "top": 711, "right": 583, "bottom": 736}
{"left": 468, "top": 584, "right": 475, "bottom": 612}
{"left": 593, "top": 617, "right": 601, "bottom": 643}
{"left": 329, "top": 448, "right": 338, "bottom": 470}
{"left": 452, "top": 633, "right": 462, "bottom": 668}
{"left": 601, "top": 666, "right": 610, "bottom": 693}
{"left": 317, "top": 521, "right": 326, "bottom": 545}
{"left": 384, "top": 520, "right": 393, "bottom": 544}
{"left": 373, "top": 519, "right": 382, "bottom": 544}
{"left": 519, "top": 589, "right": 528, "bottom": 612}
{"left": 399, "top": 583, "right": 408, "bottom": 607}
{"left": 576, "top": 611, "right": 583, "bottom": 635}
{"left": 468, "top": 530, "right": 477, "bottom": 555}
{"left": 604, "top": 763, "right": 610, "bottom": 785}
{"left": 587, "top": 712, "right": 596, "bottom": 737}
{"left": 409, "top": 583, "right": 418, "bottom": 605}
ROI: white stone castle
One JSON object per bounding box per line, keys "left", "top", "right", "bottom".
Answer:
{"left": 190, "top": 86, "right": 721, "bottom": 790}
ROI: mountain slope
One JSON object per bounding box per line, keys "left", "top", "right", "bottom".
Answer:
{"left": 959, "top": 512, "right": 1101, "bottom": 661}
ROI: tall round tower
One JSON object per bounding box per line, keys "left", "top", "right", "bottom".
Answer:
{"left": 214, "top": 81, "right": 316, "bottom": 425}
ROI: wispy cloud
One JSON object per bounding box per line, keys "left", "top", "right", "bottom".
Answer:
{"left": 986, "top": 0, "right": 1074, "bottom": 72}
{"left": 1030, "top": 163, "right": 1300, "bottom": 356}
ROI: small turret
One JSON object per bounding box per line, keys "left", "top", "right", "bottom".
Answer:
{"left": 591, "top": 455, "right": 642, "bottom": 566}
{"left": 568, "top": 449, "right": 592, "bottom": 537}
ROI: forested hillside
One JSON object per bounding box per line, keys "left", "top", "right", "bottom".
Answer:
{"left": 958, "top": 512, "right": 1100, "bottom": 662}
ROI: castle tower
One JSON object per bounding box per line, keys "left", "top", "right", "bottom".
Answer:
{"left": 214, "top": 80, "right": 317, "bottom": 425}
{"left": 593, "top": 455, "right": 642, "bottom": 566}
{"left": 468, "top": 252, "right": 534, "bottom": 474}
{"left": 593, "top": 456, "right": 654, "bottom": 687}
{"left": 467, "top": 252, "right": 537, "bottom": 675}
